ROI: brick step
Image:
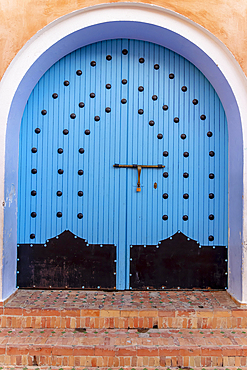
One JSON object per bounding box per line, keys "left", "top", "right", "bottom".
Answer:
{"left": 2, "top": 290, "right": 246, "bottom": 330}
{"left": 0, "top": 328, "right": 247, "bottom": 368}
{"left": 1, "top": 307, "right": 247, "bottom": 330}
{"left": 2, "top": 368, "right": 247, "bottom": 370}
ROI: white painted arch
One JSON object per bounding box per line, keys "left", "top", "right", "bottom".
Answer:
{"left": 0, "top": 2, "right": 246, "bottom": 302}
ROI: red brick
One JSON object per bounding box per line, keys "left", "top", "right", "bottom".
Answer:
{"left": 137, "top": 347, "right": 159, "bottom": 356}
{"left": 61, "top": 309, "right": 80, "bottom": 317}
{"left": 160, "top": 356, "right": 166, "bottom": 366}
{"left": 176, "top": 310, "right": 195, "bottom": 317}
{"left": 159, "top": 346, "right": 180, "bottom": 356}
{"left": 73, "top": 347, "right": 95, "bottom": 356}
{"left": 94, "top": 346, "right": 115, "bottom": 356}
{"left": 4, "top": 308, "right": 23, "bottom": 315}
{"left": 179, "top": 347, "right": 201, "bottom": 356}
{"left": 80, "top": 309, "right": 100, "bottom": 317}
{"left": 222, "top": 346, "right": 243, "bottom": 356}
{"left": 0, "top": 347, "right": 5, "bottom": 355}
{"left": 52, "top": 346, "right": 74, "bottom": 356}
{"left": 7, "top": 346, "right": 29, "bottom": 355}
{"left": 117, "top": 347, "right": 137, "bottom": 356}
{"left": 201, "top": 347, "right": 223, "bottom": 356}
{"left": 29, "top": 347, "right": 52, "bottom": 355}
{"left": 232, "top": 309, "right": 247, "bottom": 317}
{"left": 91, "top": 358, "right": 97, "bottom": 367}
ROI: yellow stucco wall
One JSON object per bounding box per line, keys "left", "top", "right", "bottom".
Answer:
{"left": 0, "top": 0, "right": 247, "bottom": 80}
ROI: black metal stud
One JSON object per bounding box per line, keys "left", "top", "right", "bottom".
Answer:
{"left": 31, "top": 212, "right": 36, "bottom": 218}
{"left": 57, "top": 148, "right": 63, "bottom": 154}
{"left": 106, "top": 55, "right": 112, "bottom": 61}
{"left": 78, "top": 170, "right": 84, "bottom": 175}
{"left": 162, "top": 105, "right": 168, "bottom": 111}
{"left": 154, "top": 64, "right": 159, "bottom": 70}
{"left": 138, "top": 86, "right": 144, "bottom": 92}
{"left": 181, "top": 86, "right": 187, "bottom": 92}
{"left": 200, "top": 114, "right": 206, "bottom": 120}
{"left": 207, "top": 131, "right": 213, "bottom": 137}
{"left": 63, "top": 129, "right": 69, "bottom": 135}
{"left": 78, "top": 191, "right": 83, "bottom": 197}
{"left": 64, "top": 80, "right": 69, "bottom": 86}
{"left": 122, "top": 49, "right": 128, "bottom": 55}
{"left": 79, "top": 148, "right": 84, "bottom": 154}
{"left": 149, "top": 120, "right": 155, "bottom": 126}
{"left": 162, "top": 215, "right": 168, "bottom": 220}
{"left": 77, "top": 213, "right": 83, "bottom": 219}
{"left": 94, "top": 116, "right": 100, "bottom": 121}
{"left": 31, "top": 190, "right": 36, "bottom": 196}
{"left": 183, "top": 152, "right": 189, "bottom": 157}
{"left": 79, "top": 102, "right": 85, "bottom": 108}
{"left": 105, "top": 107, "right": 111, "bottom": 113}
{"left": 138, "top": 109, "right": 144, "bottom": 115}
{"left": 30, "top": 234, "right": 35, "bottom": 239}
{"left": 57, "top": 212, "right": 62, "bottom": 218}
{"left": 208, "top": 235, "right": 214, "bottom": 241}
{"left": 183, "top": 215, "right": 188, "bottom": 221}
{"left": 209, "top": 214, "right": 214, "bottom": 220}
{"left": 85, "top": 130, "right": 90, "bottom": 135}
{"left": 183, "top": 172, "right": 189, "bottom": 178}
{"left": 152, "top": 95, "right": 158, "bottom": 101}
{"left": 31, "top": 147, "right": 37, "bottom": 153}
{"left": 163, "top": 172, "right": 168, "bottom": 178}
{"left": 57, "top": 191, "right": 62, "bottom": 197}
{"left": 90, "top": 61, "right": 96, "bottom": 67}
{"left": 209, "top": 151, "right": 215, "bottom": 157}
{"left": 52, "top": 93, "right": 58, "bottom": 99}
{"left": 58, "top": 169, "right": 64, "bottom": 174}
{"left": 90, "top": 93, "right": 95, "bottom": 98}
{"left": 157, "top": 133, "right": 163, "bottom": 139}
{"left": 41, "top": 109, "right": 47, "bottom": 115}
{"left": 139, "top": 57, "right": 145, "bottom": 63}
{"left": 163, "top": 151, "right": 168, "bottom": 157}
{"left": 209, "top": 193, "right": 214, "bottom": 199}
{"left": 192, "top": 99, "right": 198, "bottom": 105}
{"left": 122, "top": 79, "right": 127, "bottom": 85}
{"left": 181, "top": 134, "right": 186, "bottom": 140}
{"left": 209, "top": 173, "right": 215, "bottom": 179}
{"left": 183, "top": 193, "right": 189, "bottom": 199}
{"left": 169, "top": 73, "right": 174, "bottom": 79}
{"left": 76, "top": 70, "right": 82, "bottom": 76}
{"left": 31, "top": 169, "right": 37, "bottom": 174}
{"left": 106, "top": 84, "right": 111, "bottom": 89}
{"left": 163, "top": 193, "right": 168, "bottom": 199}
{"left": 70, "top": 113, "right": 76, "bottom": 119}
{"left": 121, "top": 99, "right": 127, "bottom": 104}
{"left": 174, "top": 117, "right": 179, "bottom": 123}
{"left": 35, "top": 128, "right": 40, "bottom": 134}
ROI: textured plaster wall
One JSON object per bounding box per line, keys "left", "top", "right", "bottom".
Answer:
{"left": 0, "top": 0, "right": 247, "bottom": 80}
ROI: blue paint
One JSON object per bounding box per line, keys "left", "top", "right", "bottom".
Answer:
{"left": 18, "top": 39, "right": 228, "bottom": 289}
{"left": 2, "top": 20, "right": 243, "bottom": 299}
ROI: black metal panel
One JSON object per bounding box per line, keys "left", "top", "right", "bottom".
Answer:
{"left": 17, "top": 231, "right": 116, "bottom": 289}
{"left": 130, "top": 232, "right": 227, "bottom": 290}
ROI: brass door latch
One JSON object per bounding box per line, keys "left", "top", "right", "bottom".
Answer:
{"left": 113, "top": 164, "right": 165, "bottom": 192}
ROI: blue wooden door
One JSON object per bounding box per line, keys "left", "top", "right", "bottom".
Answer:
{"left": 17, "top": 39, "right": 228, "bottom": 290}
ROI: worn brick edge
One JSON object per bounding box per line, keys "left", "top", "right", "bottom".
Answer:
{"left": 1, "top": 307, "right": 247, "bottom": 329}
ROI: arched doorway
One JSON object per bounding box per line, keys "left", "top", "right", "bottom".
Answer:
{"left": 0, "top": 4, "right": 245, "bottom": 301}
{"left": 17, "top": 39, "right": 228, "bottom": 290}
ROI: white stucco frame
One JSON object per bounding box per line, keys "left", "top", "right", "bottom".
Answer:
{"left": 0, "top": 2, "right": 246, "bottom": 302}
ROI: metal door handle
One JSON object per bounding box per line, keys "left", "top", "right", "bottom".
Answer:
{"left": 113, "top": 164, "right": 165, "bottom": 192}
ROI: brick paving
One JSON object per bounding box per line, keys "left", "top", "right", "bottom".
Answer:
{"left": 0, "top": 327, "right": 246, "bottom": 367}
{"left": 4, "top": 290, "right": 237, "bottom": 310}
{"left": 0, "top": 290, "right": 245, "bottom": 368}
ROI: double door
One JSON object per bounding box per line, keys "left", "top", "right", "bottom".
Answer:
{"left": 17, "top": 39, "right": 228, "bottom": 289}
